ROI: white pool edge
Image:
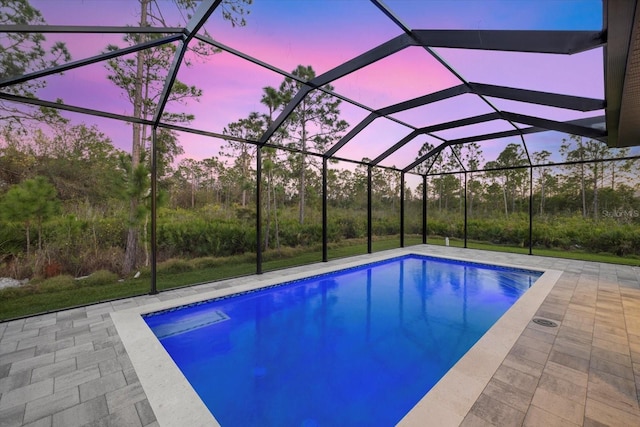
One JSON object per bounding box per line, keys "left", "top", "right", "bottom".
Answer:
{"left": 398, "top": 267, "right": 561, "bottom": 427}
{"left": 111, "top": 248, "right": 561, "bottom": 427}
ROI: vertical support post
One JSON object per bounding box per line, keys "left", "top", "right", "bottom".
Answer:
{"left": 150, "top": 127, "right": 158, "bottom": 295}
{"left": 422, "top": 175, "right": 427, "bottom": 244}
{"left": 367, "top": 165, "right": 372, "bottom": 254}
{"left": 256, "top": 147, "right": 263, "bottom": 274}
{"left": 400, "top": 172, "right": 405, "bottom": 248}
{"left": 322, "top": 157, "right": 328, "bottom": 262}
{"left": 464, "top": 172, "right": 468, "bottom": 249}
{"left": 529, "top": 165, "right": 533, "bottom": 255}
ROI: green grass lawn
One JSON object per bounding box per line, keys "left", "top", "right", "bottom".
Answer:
{"left": 1, "top": 235, "right": 637, "bottom": 321}
{"left": 424, "top": 236, "right": 640, "bottom": 266}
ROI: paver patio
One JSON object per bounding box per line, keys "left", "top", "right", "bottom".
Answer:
{"left": 1, "top": 245, "right": 639, "bottom": 426}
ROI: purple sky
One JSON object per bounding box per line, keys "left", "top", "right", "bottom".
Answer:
{"left": 24, "top": 0, "right": 614, "bottom": 176}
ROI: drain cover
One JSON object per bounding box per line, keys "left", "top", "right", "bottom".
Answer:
{"left": 532, "top": 318, "right": 558, "bottom": 327}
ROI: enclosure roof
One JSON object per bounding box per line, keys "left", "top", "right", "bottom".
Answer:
{"left": 605, "top": 0, "right": 640, "bottom": 147}
{"left": 0, "top": 0, "right": 638, "bottom": 172}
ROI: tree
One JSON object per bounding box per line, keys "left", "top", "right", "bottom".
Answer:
{"left": 276, "top": 65, "right": 349, "bottom": 224}
{"left": 486, "top": 143, "right": 527, "bottom": 218}
{"left": 533, "top": 150, "right": 552, "bottom": 215}
{"left": 560, "top": 136, "right": 610, "bottom": 219}
{"left": 0, "top": 176, "right": 59, "bottom": 256}
{"left": 259, "top": 86, "right": 289, "bottom": 249}
{"left": 174, "top": 158, "right": 205, "bottom": 208}
{"left": 452, "top": 142, "right": 484, "bottom": 215}
{"left": 221, "top": 112, "right": 264, "bottom": 207}
{"left": 0, "top": 0, "right": 70, "bottom": 130}
{"left": 198, "top": 156, "right": 224, "bottom": 205}
{"left": 0, "top": 127, "right": 37, "bottom": 189}
{"left": 603, "top": 148, "right": 633, "bottom": 190}
{"left": 106, "top": 0, "right": 250, "bottom": 275}
{"left": 38, "top": 124, "right": 124, "bottom": 206}
{"left": 429, "top": 148, "right": 460, "bottom": 212}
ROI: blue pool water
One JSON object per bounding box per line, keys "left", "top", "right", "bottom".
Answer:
{"left": 144, "top": 255, "right": 541, "bottom": 427}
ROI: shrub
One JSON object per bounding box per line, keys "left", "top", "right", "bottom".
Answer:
{"left": 0, "top": 221, "right": 23, "bottom": 256}
{"left": 40, "top": 274, "right": 76, "bottom": 291}
{"left": 262, "top": 246, "right": 302, "bottom": 261}
{"left": 0, "top": 283, "right": 39, "bottom": 298}
{"left": 82, "top": 270, "right": 119, "bottom": 286}
{"left": 426, "top": 218, "right": 449, "bottom": 237}
{"left": 277, "top": 219, "right": 323, "bottom": 247}
{"left": 372, "top": 217, "right": 399, "bottom": 236}
{"left": 337, "top": 216, "right": 365, "bottom": 239}
{"left": 157, "top": 219, "right": 256, "bottom": 258}
{"left": 158, "top": 258, "right": 194, "bottom": 274}
{"left": 190, "top": 257, "right": 220, "bottom": 269}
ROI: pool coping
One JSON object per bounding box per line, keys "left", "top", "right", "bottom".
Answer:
{"left": 111, "top": 248, "right": 561, "bottom": 427}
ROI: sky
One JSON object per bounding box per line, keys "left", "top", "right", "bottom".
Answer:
{"left": 18, "top": 0, "right": 616, "bottom": 178}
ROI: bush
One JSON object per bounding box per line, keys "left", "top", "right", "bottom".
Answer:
{"left": 157, "top": 219, "right": 256, "bottom": 258}
{"left": 336, "top": 216, "right": 365, "bottom": 239}
{"left": 190, "top": 257, "right": 220, "bottom": 269}
{"left": 158, "top": 258, "right": 194, "bottom": 274}
{"left": 82, "top": 270, "right": 119, "bottom": 286}
{"left": 39, "top": 274, "right": 76, "bottom": 291}
{"left": 372, "top": 217, "right": 399, "bottom": 236}
{"left": 0, "top": 283, "right": 39, "bottom": 298}
{"left": 277, "top": 219, "right": 323, "bottom": 247}
{"left": 0, "top": 221, "right": 24, "bottom": 256}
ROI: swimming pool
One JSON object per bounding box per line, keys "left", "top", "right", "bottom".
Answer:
{"left": 142, "top": 254, "right": 542, "bottom": 427}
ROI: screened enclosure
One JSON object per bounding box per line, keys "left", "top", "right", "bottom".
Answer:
{"left": 1, "top": 0, "right": 639, "bottom": 318}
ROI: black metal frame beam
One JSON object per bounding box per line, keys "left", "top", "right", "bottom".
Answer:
{"left": 367, "top": 166, "right": 373, "bottom": 254}
{"left": 329, "top": 85, "right": 465, "bottom": 160}
{"left": 411, "top": 30, "right": 605, "bottom": 54}
{"left": 370, "top": 0, "right": 531, "bottom": 165}
{"left": 153, "top": 0, "right": 220, "bottom": 124}
{"left": 420, "top": 112, "right": 501, "bottom": 134}
{"left": 2, "top": 87, "right": 607, "bottom": 181}
{"left": 0, "top": 25, "right": 183, "bottom": 34}
{"left": 0, "top": 91, "right": 385, "bottom": 171}
{"left": 150, "top": 0, "right": 224, "bottom": 294}
{"left": 402, "top": 115, "right": 606, "bottom": 173}
{"left": 422, "top": 175, "right": 427, "bottom": 244}
{"left": 256, "top": 147, "right": 263, "bottom": 274}
{"left": 370, "top": 130, "right": 421, "bottom": 165}
{"left": 192, "top": 33, "right": 417, "bottom": 132}
{"left": 334, "top": 82, "right": 604, "bottom": 165}
{"left": 325, "top": 113, "right": 378, "bottom": 157}
{"left": 371, "top": 113, "right": 501, "bottom": 167}
{"left": 400, "top": 173, "right": 405, "bottom": 247}
{"left": 440, "top": 116, "right": 605, "bottom": 147}
{"left": 468, "top": 83, "right": 605, "bottom": 111}
{"left": 501, "top": 112, "right": 607, "bottom": 140}
{"left": 259, "top": 34, "right": 414, "bottom": 145}
{"left": 150, "top": 128, "right": 158, "bottom": 295}
{"left": 421, "top": 154, "right": 640, "bottom": 177}
{"left": 404, "top": 141, "right": 451, "bottom": 173}
{"left": 0, "top": 34, "right": 183, "bottom": 88}
{"left": 463, "top": 172, "right": 468, "bottom": 248}
{"left": 312, "top": 34, "right": 414, "bottom": 87}
{"left": 375, "top": 84, "right": 469, "bottom": 115}
{"left": 322, "top": 158, "right": 328, "bottom": 262}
